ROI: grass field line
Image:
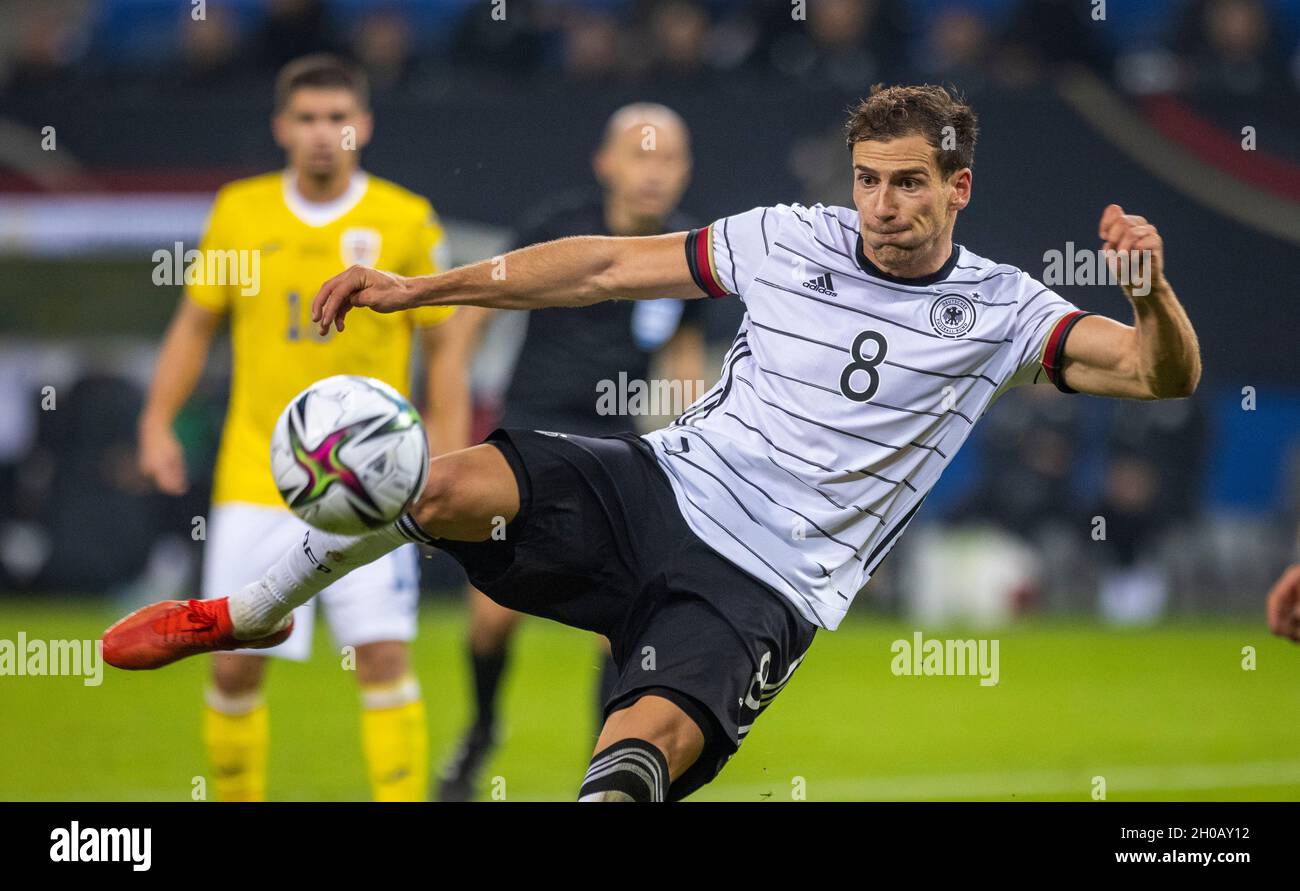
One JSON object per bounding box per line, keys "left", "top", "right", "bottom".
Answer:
{"left": 704, "top": 759, "right": 1300, "bottom": 801}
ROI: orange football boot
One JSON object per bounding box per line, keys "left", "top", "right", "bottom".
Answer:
{"left": 102, "top": 597, "right": 293, "bottom": 670}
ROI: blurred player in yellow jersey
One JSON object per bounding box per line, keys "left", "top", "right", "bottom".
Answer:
{"left": 135, "top": 55, "right": 471, "bottom": 801}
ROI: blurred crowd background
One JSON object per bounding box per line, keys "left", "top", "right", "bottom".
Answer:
{"left": 2, "top": 0, "right": 1300, "bottom": 99}
{"left": 0, "top": 0, "right": 1298, "bottom": 628}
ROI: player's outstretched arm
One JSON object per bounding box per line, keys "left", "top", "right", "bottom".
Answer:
{"left": 1055, "top": 205, "right": 1201, "bottom": 400}
{"left": 312, "top": 232, "right": 700, "bottom": 335}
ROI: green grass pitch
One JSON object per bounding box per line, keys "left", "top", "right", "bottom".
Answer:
{"left": 2, "top": 597, "right": 1298, "bottom": 801}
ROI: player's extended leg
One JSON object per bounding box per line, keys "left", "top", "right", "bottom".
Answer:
{"left": 409, "top": 443, "right": 522, "bottom": 538}
{"left": 354, "top": 640, "right": 427, "bottom": 802}
{"left": 101, "top": 444, "right": 518, "bottom": 670}
{"left": 202, "top": 654, "right": 270, "bottom": 802}
{"left": 580, "top": 695, "right": 705, "bottom": 802}
{"left": 438, "top": 588, "right": 522, "bottom": 802}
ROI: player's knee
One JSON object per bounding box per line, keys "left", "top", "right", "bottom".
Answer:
{"left": 411, "top": 450, "right": 514, "bottom": 540}
{"left": 211, "top": 653, "right": 265, "bottom": 696}
{"left": 409, "top": 456, "right": 461, "bottom": 531}
{"left": 354, "top": 641, "right": 409, "bottom": 686}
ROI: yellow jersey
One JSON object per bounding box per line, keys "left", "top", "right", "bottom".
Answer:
{"left": 185, "top": 170, "right": 455, "bottom": 507}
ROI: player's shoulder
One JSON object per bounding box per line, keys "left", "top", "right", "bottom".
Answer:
{"left": 796, "top": 203, "right": 857, "bottom": 245}
{"left": 363, "top": 175, "right": 439, "bottom": 221}
{"left": 210, "top": 171, "right": 282, "bottom": 211}
{"left": 723, "top": 202, "right": 854, "bottom": 245}
{"left": 948, "top": 245, "right": 1043, "bottom": 301}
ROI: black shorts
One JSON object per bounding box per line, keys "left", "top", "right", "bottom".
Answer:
{"left": 434, "top": 428, "right": 818, "bottom": 800}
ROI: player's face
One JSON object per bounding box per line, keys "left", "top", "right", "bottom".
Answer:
{"left": 851, "top": 135, "right": 971, "bottom": 272}
{"left": 594, "top": 120, "right": 692, "bottom": 222}
{"left": 273, "top": 87, "right": 372, "bottom": 179}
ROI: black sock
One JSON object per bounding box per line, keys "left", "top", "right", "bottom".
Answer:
{"left": 470, "top": 647, "right": 508, "bottom": 733}
{"left": 578, "top": 738, "right": 668, "bottom": 802}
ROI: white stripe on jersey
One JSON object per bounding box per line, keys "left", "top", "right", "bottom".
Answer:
{"left": 643, "top": 203, "right": 1086, "bottom": 630}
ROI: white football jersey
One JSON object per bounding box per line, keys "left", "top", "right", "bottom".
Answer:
{"left": 641, "top": 203, "right": 1090, "bottom": 630}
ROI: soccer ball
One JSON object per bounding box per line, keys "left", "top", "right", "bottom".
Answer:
{"left": 271, "top": 375, "right": 429, "bottom": 535}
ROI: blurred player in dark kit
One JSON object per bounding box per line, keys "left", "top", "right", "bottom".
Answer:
{"left": 438, "top": 103, "right": 710, "bottom": 801}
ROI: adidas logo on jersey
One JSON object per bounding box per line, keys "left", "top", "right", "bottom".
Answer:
{"left": 802, "top": 272, "right": 837, "bottom": 296}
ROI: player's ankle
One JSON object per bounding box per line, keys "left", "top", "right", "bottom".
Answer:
{"left": 231, "top": 611, "right": 290, "bottom": 640}
{"left": 227, "top": 582, "right": 291, "bottom": 639}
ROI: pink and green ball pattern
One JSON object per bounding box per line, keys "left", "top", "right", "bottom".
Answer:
{"left": 282, "top": 404, "right": 385, "bottom": 522}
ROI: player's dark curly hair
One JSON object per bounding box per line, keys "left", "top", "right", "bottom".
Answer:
{"left": 274, "top": 54, "right": 370, "bottom": 113}
{"left": 843, "top": 84, "right": 978, "bottom": 179}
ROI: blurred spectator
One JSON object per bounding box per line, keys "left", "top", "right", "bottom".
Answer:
{"left": 3, "top": 1, "right": 91, "bottom": 96}
{"left": 701, "top": 5, "right": 762, "bottom": 72}
{"left": 450, "top": 0, "right": 546, "bottom": 75}
{"left": 761, "top": 0, "right": 910, "bottom": 91}
{"left": 7, "top": 375, "right": 160, "bottom": 594}
{"left": 1092, "top": 399, "right": 1206, "bottom": 624}
{"left": 789, "top": 122, "right": 854, "bottom": 205}
{"left": 1175, "top": 0, "right": 1290, "bottom": 97}
{"left": 997, "top": 0, "right": 1112, "bottom": 86}
{"left": 2, "top": 0, "right": 1294, "bottom": 98}
{"left": 0, "top": 353, "right": 41, "bottom": 577}
{"left": 644, "top": 0, "right": 712, "bottom": 80}
{"left": 560, "top": 8, "right": 628, "bottom": 82}
{"left": 353, "top": 7, "right": 416, "bottom": 93}
{"left": 917, "top": 5, "right": 994, "bottom": 89}
{"left": 178, "top": 6, "right": 243, "bottom": 87}
{"left": 951, "top": 386, "right": 1081, "bottom": 540}
{"left": 904, "top": 386, "right": 1084, "bottom": 626}
{"left": 256, "top": 0, "right": 338, "bottom": 72}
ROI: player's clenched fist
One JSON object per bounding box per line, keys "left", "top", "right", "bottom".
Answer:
{"left": 311, "top": 265, "right": 417, "bottom": 335}
{"left": 1266, "top": 564, "right": 1300, "bottom": 643}
{"left": 1099, "top": 203, "right": 1165, "bottom": 300}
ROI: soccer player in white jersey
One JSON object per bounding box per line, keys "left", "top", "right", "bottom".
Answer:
{"left": 105, "top": 84, "right": 1201, "bottom": 801}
